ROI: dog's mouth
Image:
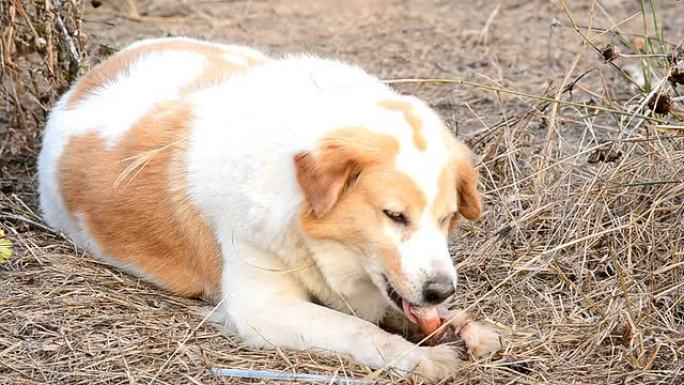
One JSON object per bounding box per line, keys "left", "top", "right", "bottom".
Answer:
{"left": 383, "top": 275, "right": 437, "bottom": 324}
{"left": 384, "top": 275, "right": 405, "bottom": 309}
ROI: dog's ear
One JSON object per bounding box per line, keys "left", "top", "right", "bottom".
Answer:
{"left": 454, "top": 152, "right": 482, "bottom": 221}
{"left": 294, "top": 147, "right": 359, "bottom": 218}
{"left": 294, "top": 128, "right": 398, "bottom": 218}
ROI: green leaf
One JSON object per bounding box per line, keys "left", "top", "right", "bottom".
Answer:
{"left": 0, "top": 229, "right": 13, "bottom": 264}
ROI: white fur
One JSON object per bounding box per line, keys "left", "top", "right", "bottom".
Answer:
{"left": 37, "top": 37, "right": 488, "bottom": 381}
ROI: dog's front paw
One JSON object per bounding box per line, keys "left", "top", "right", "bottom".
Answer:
{"left": 437, "top": 308, "right": 502, "bottom": 357}
{"left": 459, "top": 321, "right": 502, "bottom": 357}
{"left": 397, "top": 344, "right": 461, "bottom": 382}
{"left": 438, "top": 307, "right": 474, "bottom": 333}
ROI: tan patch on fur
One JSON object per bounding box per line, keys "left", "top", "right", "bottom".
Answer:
{"left": 66, "top": 39, "right": 268, "bottom": 108}
{"left": 59, "top": 101, "right": 221, "bottom": 299}
{"left": 378, "top": 100, "right": 427, "bottom": 151}
{"left": 432, "top": 165, "right": 458, "bottom": 233}
{"left": 180, "top": 52, "right": 268, "bottom": 95}
{"left": 378, "top": 244, "right": 404, "bottom": 288}
{"left": 297, "top": 127, "right": 426, "bottom": 290}
{"left": 180, "top": 56, "right": 243, "bottom": 95}
{"left": 295, "top": 127, "right": 401, "bottom": 217}
{"left": 432, "top": 138, "right": 482, "bottom": 229}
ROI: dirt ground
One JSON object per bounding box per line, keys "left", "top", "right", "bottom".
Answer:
{"left": 1, "top": 0, "right": 684, "bottom": 384}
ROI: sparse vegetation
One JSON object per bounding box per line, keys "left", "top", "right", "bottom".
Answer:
{"left": 1, "top": 1, "right": 682, "bottom": 384}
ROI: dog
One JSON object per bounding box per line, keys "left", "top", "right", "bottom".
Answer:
{"left": 38, "top": 37, "right": 501, "bottom": 381}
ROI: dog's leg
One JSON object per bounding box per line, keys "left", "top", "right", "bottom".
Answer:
{"left": 221, "top": 243, "right": 461, "bottom": 381}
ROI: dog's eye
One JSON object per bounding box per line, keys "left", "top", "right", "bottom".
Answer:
{"left": 383, "top": 209, "right": 409, "bottom": 226}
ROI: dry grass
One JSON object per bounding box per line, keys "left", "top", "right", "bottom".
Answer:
{"left": 1, "top": 0, "right": 86, "bottom": 159}
{"left": 1, "top": 1, "right": 683, "bottom": 384}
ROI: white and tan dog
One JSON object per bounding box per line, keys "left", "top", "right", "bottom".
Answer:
{"left": 38, "top": 37, "right": 500, "bottom": 381}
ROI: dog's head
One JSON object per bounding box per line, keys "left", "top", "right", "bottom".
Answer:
{"left": 295, "top": 97, "right": 481, "bottom": 322}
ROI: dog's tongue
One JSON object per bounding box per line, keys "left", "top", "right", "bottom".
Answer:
{"left": 402, "top": 300, "right": 439, "bottom": 325}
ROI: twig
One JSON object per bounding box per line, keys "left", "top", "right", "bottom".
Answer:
{"left": 51, "top": 0, "right": 80, "bottom": 69}
{"left": 0, "top": 213, "right": 58, "bottom": 234}
{"left": 148, "top": 299, "right": 225, "bottom": 384}
{"left": 559, "top": 0, "right": 645, "bottom": 92}
{"left": 211, "top": 368, "right": 373, "bottom": 384}
{"left": 380, "top": 78, "right": 667, "bottom": 123}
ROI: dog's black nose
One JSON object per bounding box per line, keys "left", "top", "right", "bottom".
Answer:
{"left": 422, "top": 278, "right": 455, "bottom": 304}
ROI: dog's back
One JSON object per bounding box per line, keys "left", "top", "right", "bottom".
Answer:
{"left": 37, "top": 37, "right": 268, "bottom": 299}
